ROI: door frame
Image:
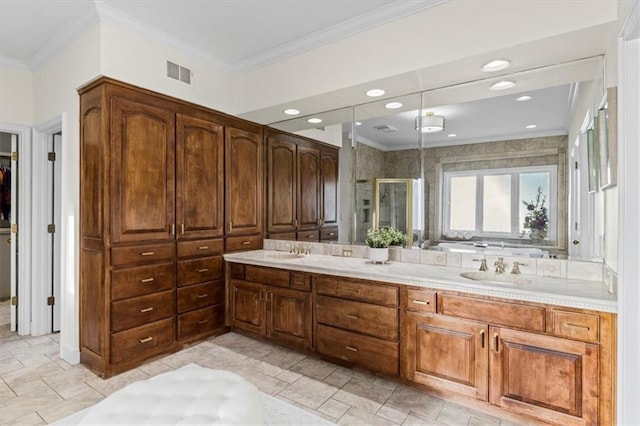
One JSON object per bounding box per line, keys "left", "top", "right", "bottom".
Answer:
{"left": 31, "top": 117, "right": 62, "bottom": 336}
{"left": 0, "top": 123, "right": 32, "bottom": 336}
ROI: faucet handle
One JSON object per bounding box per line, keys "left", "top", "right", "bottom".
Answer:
{"left": 473, "top": 258, "right": 488, "bottom": 271}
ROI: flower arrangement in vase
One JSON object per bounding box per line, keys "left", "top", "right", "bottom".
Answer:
{"left": 522, "top": 186, "right": 549, "bottom": 242}
{"left": 365, "top": 226, "right": 406, "bottom": 263}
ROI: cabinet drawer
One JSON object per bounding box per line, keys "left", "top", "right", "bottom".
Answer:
{"left": 297, "top": 230, "right": 319, "bottom": 241}
{"left": 110, "top": 318, "right": 175, "bottom": 364}
{"left": 177, "top": 256, "right": 223, "bottom": 287}
{"left": 551, "top": 310, "right": 600, "bottom": 342}
{"left": 111, "top": 290, "right": 175, "bottom": 332}
{"left": 225, "top": 235, "right": 263, "bottom": 252}
{"left": 177, "top": 305, "right": 224, "bottom": 340}
{"left": 439, "top": 294, "right": 545, "bottom": 332}
{"left": 320, "top": 227, "right": 338, "bottom": 241}
{"left": 316, "top": 324, "right": 398, "bottom": 376}
{"left": 111, "top": 263, "right": 174, "bottom": 301}
{"left": 245, "top": 265, "right": 290, "bottom": 288}
{"left": 177, "top": 239, "right": 223, "bottom": 259}
{"left": 402, "top": 288, "right": 436, "bottom": 313}
{"left": 177, "top": 281, "right": 224, "bottom": 313}
{"left": 112, "top": 243, "right": 174, "bottom": 267}
{"left": 291, "top": 272, "right": 311, "bottom": 291}
{"left": 317, "top": 295, "right": 398, "bottom": 340}
{"left": 316, "top": 276, "right": 398, "bottom": 307}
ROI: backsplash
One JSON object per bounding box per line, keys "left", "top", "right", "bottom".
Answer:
{"left": 263, "top": 239, "right": 610, "bottom": 287}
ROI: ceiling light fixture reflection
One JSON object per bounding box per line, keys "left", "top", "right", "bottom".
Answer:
{"left": 307, "top": 118, "right": 323, "bottom": 124}
{"left": 385, "top": 102, "right": 402, "bottom": 109}
{"left": 366, "top": 89, "right": 385, "bottom": 97}
{"left": 355, "top": 121, "right": 362, "bottom": 126}
{"left": 283, "top": 108, "right": 300, "bottom": 115}
{"left": 516, "top": 95, "right": 532, "bottom": 102}
{"left": 526, "top": 124, "right": 537, "bottom": 129}
{"left": 447, "top": 133, "right": 457, "bottom": 137}
{"left": 481, "top": 59, "right": 510, "bottom": 72}
{"left": 416, "top": 112, "right": 445, "bottom": 133}
{"left": 489, "top": 80, "right": 516, "bottom": 91}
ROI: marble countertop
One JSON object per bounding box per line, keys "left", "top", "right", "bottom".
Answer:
{"left": 224, "top": 250, "right": 617, "bottom": 313}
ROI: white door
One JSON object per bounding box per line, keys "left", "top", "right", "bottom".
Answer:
{"left": 9, "top": 134, "right": 17, "bottom": 331}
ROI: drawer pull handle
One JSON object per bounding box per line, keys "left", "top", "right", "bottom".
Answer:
{"left": 329, "top": 233, "right": 335, "bottom": 236}
{"left": 197, "top": 319, "right": 209, "bottom": 324}
{"left": 140, "top": 252, "right": 154, "bottom": 256}
{"left": 566, "top": 322, "right": 591, "bottom": 331}
{"left": 345, "top": 288, "right": 360, "bottom": 294}
{"left": 480, "top": 330, "right": 485, "bottom": 348}
{"left": 140, "top": 307, "right": 154, "bottom": 313}
{"left": 242, "top": 241, "right": 251, "bottom": 245}
{"left": 307, "top": 235, "right": 314, "bottom": 239}
{"left": 139, "top": 336, "right": 153, "bottom": 344}
{"left": 412, "top": 299, "right": 429, "bottom": 305}
{"left": 346, "top": 314, "right": 359, "bottom": 320}
{"left": 345, "top": 346, "right": 359, "bottom": 352}
{"left": 140, "top": 278, "right": 155, "bottom": 283}
{"left": 197, "top": 293, "right": 209, "bottom": 299}
{"left": 197, "top": 268, "right": 209, "bottom": 273}
{"left": 198, "top": 246, "right": 209, "bottom": 250}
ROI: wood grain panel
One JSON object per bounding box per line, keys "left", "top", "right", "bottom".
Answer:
{"left": 268, "top": 287, "right": 312, "bottom": 349}
{"left": 297, "top": 145, "right": 321, "bottom": 230}
{"left": 224, "top": 235, "right": 263, "bottom": 252}
{"left": 315, "top": 275, "right": 398, "bottom": 307}
{"left": 177, "top": 305, "right": 224, "bottom": 341}
{"left": 245, "top": 265, "right": 290, "bottom": 288}
{"left": 177, "top": 281, "right": 224, "bottom": 313}
{"left": 551, "top": 310, "right": 600, "bottom": 343}
{"left": 80, "top": 107, "right": 103, "bottom": 239}
{"left": 110, "top": 318, "right": 175, "bottom": 364}
{"left": 177, "top": 239, "right": 223, "bottom": 259}
{"left": 321, "top": 149, "right": 339, "bottom": 227}
{"left": 110, "top": 290, "right": 175, "bottom": 332}
{"left": 111, "top": 243, "right": 175, "bottom": 267}
{"left": 267, "top": 136, "right": 297, "bottom": 233}
{"left": 177, "top": 256, "right": 223, "bottom": 286}
{"left": 402, "top": 288, "right": 437, "bottom": 313}
{"left": 316, "top": 295, "right": 398, "bottom": 340}
{"left": 111, "top": 262, "right": 174, "bottom": 301}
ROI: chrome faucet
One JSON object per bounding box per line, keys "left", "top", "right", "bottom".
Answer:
{"left": 473, "top": 257, "right": 488, "bottom": 271}
{"left": 494, "top": 257, "right": 507, "bottom": 274}
{"left": 511, "top": 261, "right": 528, "bottom": 275}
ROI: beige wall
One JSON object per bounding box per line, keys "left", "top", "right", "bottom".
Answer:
{"left": 0, "top": 68, "right": 34, "bottom": 126}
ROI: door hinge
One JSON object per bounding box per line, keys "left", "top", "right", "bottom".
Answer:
{"left": 47, "top": 296, "right": 55, "bottom": 306}
{"left": 11, "top": 296, "right": 17, "bottom": 306}
{"left": 11, "top": 151, "right": 18, "bottom": 161}
{"left": 11, "top": 224, "right": 17, "bottom": 233}
{"left": 47, "top": 224, "right": 56, "bottom": 234}
{"left": 48, "top": 152, "right": 56, "bottom": 161}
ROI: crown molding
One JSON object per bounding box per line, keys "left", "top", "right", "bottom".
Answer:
{"left": 26, "top": 2, "right": 100, "bottom": 71}
{"left": 0, "top": 56, "right": 30, "bottom": 72}
{"left": 231, "top": 0, "right": 448, "bottom": 74}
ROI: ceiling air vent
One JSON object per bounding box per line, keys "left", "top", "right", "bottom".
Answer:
{"left": 167, "top": 60, "right": 192, "bottom": 85}
{"left": 373, "top": 124, "right": 397, "bottom": 133}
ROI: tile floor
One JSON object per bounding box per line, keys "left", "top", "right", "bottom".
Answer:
{"left": 0, "top": 301, "right": 537, "bottom": 425}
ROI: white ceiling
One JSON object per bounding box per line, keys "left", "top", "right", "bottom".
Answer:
{"left": 0, "top": 0, "right": 442, "bottom": 72}
{"left": 0, "top": 0, "right": 612, "bottom": 149}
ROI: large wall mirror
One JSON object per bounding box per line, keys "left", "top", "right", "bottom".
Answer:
{"left": 267, "top": 55, "right": 608, "bottom": 261}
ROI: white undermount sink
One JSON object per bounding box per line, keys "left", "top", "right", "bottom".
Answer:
{"left": 265, "top": 252, "right": 305, "bottom": 260}
{"left": 460, "top": 271, "right": 531, "bottom": 286}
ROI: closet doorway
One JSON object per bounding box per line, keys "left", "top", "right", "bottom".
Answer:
{"left": 0, "top": 131, "right": 18, "bottom": 333}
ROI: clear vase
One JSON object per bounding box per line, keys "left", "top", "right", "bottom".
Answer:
{"left": 530, "top": 229, "right": 546, "bottom": 242}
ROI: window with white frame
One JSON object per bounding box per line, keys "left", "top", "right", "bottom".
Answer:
{"left": 443, "top": 165, "right": 557, "bottom": 240}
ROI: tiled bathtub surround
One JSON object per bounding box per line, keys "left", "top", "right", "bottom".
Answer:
{"left": 264, "top": 239, "right": 607, "bottom": 284}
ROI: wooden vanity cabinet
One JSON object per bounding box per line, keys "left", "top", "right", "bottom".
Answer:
{"left": 315, "top": 275, "right": 400, "bottom": 376}
{"left": 265, "top": 128, "right": 339, "bottom": 242}
{"left": 401, "top": 288, "right": 614, "bottom": 426}
{"left": 229, "top": 265, "right": 312, "bottom": 349}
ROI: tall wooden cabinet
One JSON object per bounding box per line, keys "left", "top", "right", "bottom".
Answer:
{"left": 79, "top": 78, "right": 262, "bottom": 377}
{"left": 265, "top": 128, "right": 339, "bottom": 242}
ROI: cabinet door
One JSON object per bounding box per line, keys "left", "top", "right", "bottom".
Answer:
{"left": 230, "top": 280, "right": 265, "bottom": 335}
{"left": 176, "top": 114, "right": 224, "bottom": 239}
{"left": 225, "top": 127, "right": 263, "bottom": 236}
{"left": 402, "top": 313, "right": 488, "bottom": 400}
{"left": 267, "top": 286, "right": 312, "bottom": 349}
{"left": 297, "top": 145, "right": 321, "bottom": 230}
{"left": 320, "top": 148, "right": 339, "bottom": 228}
{"left": 110, "top": 97, "right": 175, "bottom": 243}
{"left": 489, "top": 327, "right": 598, "bottom": 425}
{"left": 267, "top": 136, "right": 297, "bottom": 234}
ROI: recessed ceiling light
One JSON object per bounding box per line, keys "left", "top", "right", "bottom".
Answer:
{"left": 355, "top": 121, "right": 362, "bottom": 126}
{"left": 366, "top": 89, "right": 385, "bottom": 97}
{"left": 307, "top": 118, "right": 323, "bottom": 124}
{"left": 283, "top": 108, "right": 300, "bottom": 115}
{"left": 489, "top": 80, "right": 516, "bottom": 91}
{"left": 385, "top": 102, "right": 402, "bottom": 109}
{"left": 516, "top": 95, "right": 532, "bottom": 102}
{"left": 526, "top": 124, "right": 537, "bottom": 129}
{"left": 481, "top": 59, "right": 510, "bottom": 72}
{"left": 447, "top": 133, "right": 457, "bottom": 137}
